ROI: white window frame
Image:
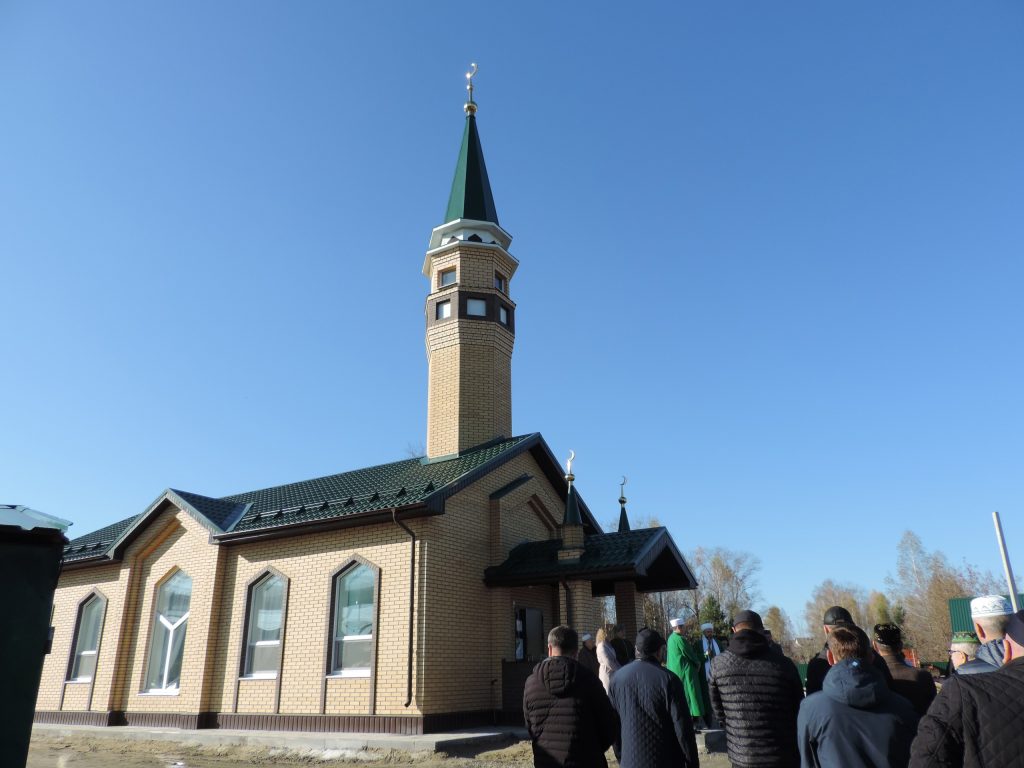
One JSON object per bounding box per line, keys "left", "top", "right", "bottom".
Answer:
{"left": 67, "top": 593, "right": 106, "bottom": 683}
{"left": 143, "top": 570, "right": 192, "bottom": 694}
{"left": 243, "top": 572, "right": 285, "bottom": 679}
{"left": 466, "top": 298, "right": 487, "bottom": 317}
{"left": 436, "top": 300, "right": 451, "bottom": 320}
{"left": 439, "top": 267, "right": 456, "bottom": 287}
{"left": 329, "top": 561, "right": 377, "bottom": 679}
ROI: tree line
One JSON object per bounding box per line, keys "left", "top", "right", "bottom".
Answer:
{"left": 621, "top": 517, "right": 999, "bottom": 664}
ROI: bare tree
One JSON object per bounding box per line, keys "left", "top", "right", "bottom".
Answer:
{"left": 763, "top": 605, "right": 796, "bottom": 653}
{"left": 866, "top": 590, "right": 894, "bottom": 627}
{"left": 682, "top": 546, "right": 763, "bottom": 624}
{"left": 803, "top": 579, "right": 868, "bottom": 635}
{"left": 885, "top": 531, "right": 1000, "bottom": 661}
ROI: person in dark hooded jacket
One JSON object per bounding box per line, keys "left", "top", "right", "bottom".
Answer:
{"left": 710, "top": 610, "right": 804, "bottom": 767}
{"left": 523, "top": 625, "right": 619, "bottom": 768}
{"left": 608, "top": 628, "right": 699, "bottom": 768}
{"left": 806, "top": 606, "right": 894, "bottom": 694}
{"left": 798, "top": 626, "right": 919, "bottom": 768}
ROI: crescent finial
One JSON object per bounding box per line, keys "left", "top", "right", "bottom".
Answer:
{"left": 566, "top": 450, "right": 575, "bottom": 476}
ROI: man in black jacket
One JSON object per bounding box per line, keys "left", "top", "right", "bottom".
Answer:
{"left": 805, "top": 606, "right": 894, "bottom": 694}
{"left": 523, "top": 625, "right": 619, "bottom": 768}
{"left": 608, "top": 628, "right": 699, "bottom": 768}
{"left": 798, "top": 626, "right": 918, "bottom": 768}
{"left": 710, "top": 610, "right": 804, "bottom": 768}
{"left": 910, "top": 609, "right": 1024, "bottom": 767}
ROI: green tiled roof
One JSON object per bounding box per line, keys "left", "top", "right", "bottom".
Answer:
{"left": 62, "top": 433, "right": 568, "bottom": 563}
{"left": 223, "top": 433, "right": 534, "bottom": 533}
{"left": 62, "top": 515, "right": 139, "bottom": 562}
{"left": 171, "top": 489, "right": 249, "bottom": 531}
{"left": 484, "top": 527, "right": 697, "bottom": 594}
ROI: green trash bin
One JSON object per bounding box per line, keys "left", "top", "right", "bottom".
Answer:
{"left": 0, "top": 505, "right": 70, "bottom": 768}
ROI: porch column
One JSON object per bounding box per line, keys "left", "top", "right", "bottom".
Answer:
{"left": 613, "top": 581, "right": 645, "bottom": 645}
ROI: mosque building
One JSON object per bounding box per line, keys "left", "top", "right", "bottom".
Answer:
{"left": 35, "top": 72, "right": 696, "bottom": 734}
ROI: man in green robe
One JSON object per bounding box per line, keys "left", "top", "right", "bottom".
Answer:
{"left": 666, "top": 618, "right": 707, "bottom": 730}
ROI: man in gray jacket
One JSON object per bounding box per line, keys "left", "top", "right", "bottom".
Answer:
{"left": 958, "top": 595, "right": 1013, "bottom": 675}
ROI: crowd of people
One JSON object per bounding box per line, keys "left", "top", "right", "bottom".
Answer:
{"left": 521, "top": 595, "right": 1024, "bottom": 767}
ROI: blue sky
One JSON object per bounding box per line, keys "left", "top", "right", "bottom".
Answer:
{"left": 3, "top": 2, "right": 1022, "bottom": 631}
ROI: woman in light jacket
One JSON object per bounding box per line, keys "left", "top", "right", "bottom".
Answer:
{"left": 595, "top": 624, "right": 621, "bottom": 693}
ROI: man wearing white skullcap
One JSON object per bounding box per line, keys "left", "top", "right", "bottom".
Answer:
{"left": 666, "top": 618, "right": 707, "bottom": 729}
{"left": 700, "top": 623, "right": 720, "bottom": 683}
{"left": 959, "top": 595, "right": 1013, "bottom": 675}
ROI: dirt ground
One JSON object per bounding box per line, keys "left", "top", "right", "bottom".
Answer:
{"left": 27, "top": 732, "right": 731, "bottom": 767}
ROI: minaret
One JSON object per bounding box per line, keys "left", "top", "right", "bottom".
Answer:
{"left": 423, "top": 65, "right": 518, "bottom": 458}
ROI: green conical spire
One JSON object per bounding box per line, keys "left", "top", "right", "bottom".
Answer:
{"left": 444, "top": 113, "right": 499, "bottom": 226}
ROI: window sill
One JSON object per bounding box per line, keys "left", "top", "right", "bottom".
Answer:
{"left": 239, "top": 674, "right": 278, "bottom": 681}
{"left": 326, "top": 670, "right": 371, "bottom": 679}
{"left": 64, "top": 679, "right": 92, "bottom": 685}
{"left": 138, "top": 689, "right": 181, "bottom": 696}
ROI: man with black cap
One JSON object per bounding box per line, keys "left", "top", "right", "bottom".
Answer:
{"left": 805, "top": 606, "right": 893, "bottom": 694}
{"left": 710, "top": 609, "right": 804, "bottom": 768}
{"left": 872, "top": 623, "right": 936, "bottom": 716}
{"left": 798, "top": 625, "right": 918, "bottom": 768}
{"left": 910, "top": 609, "right": 1024, "bottom": 767}
{"left": 608, "top": 628, "right": 699, "bottom": 768}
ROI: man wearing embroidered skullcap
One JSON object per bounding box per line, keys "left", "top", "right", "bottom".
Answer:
{"left": 872, "top": 623, "right": 936, "bottom": 715}
{"left": 665, "top": 618, "right": 707, "bottom": 731}
{"left": 947, "top": 631, "right": 980, "bottom": 673}
{"left": 910, "top": 609, "right": 1024, "bottom": 767}
{"left": 957, "top": 594, "right": 1013, "bottom": 675}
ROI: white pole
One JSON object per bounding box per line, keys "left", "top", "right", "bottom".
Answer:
{"left": 993, "top": 511, "right": 1020, "bottom": 613}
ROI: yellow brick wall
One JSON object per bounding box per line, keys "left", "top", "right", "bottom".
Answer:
{"left": 116, "top": 510, "right": 221, "bottom": 714}
{"left": 41, "top": 449, "right": 607, "bottom": 722}
{"left": 209, "top": 522, "right": 422, "bottom": 717}
{"left": 37, "top": 562, "right": 125, "bottom": 712}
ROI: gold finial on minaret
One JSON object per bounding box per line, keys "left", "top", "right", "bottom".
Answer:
{"left": 464, "top": 62, "right": 478, "bottom": 114}
{"left": 619, "top": 475, "right": 628, "bottom": 506}
{"left": 565, "top": 449, "right": 576, "bottom": 485}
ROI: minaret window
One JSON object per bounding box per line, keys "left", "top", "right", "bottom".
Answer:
{"left": 467, "top": 298, "right": 487, "bottom": 317}
{"left": 436, "top": 300, "right": 452, "bottom": 320}
{"left": 499, "top": 306, "right": 509, "bottom": 325}
{"left": 439, "top": 268, "right": 456, "bottom": 287}
{"left": 494, "top": 272, "right": 507, "bottom": 293}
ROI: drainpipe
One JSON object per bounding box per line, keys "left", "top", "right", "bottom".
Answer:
{"left": 392, "top": 508, "right": 416, "bottom": 708}
{"left": 561, "top": 581, "right": 574, "bottom": 628}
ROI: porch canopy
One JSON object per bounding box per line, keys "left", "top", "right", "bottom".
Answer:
{"left": 484, "top": 527, "right": 697, "bottom": 596}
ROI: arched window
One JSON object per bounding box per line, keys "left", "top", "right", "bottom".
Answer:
{"left": 144, "top": 570, "right": 192, "bottom": 692}
{"left": 68, "top": 594, "right": 106, "bottom": 682}
{"left": 244, "top": 573, "right": 285, "bottom": 678}
{"left": 330, "top": 563, "right": 375, "bottom": 677}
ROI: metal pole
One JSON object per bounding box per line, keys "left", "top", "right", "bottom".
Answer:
{"left": 993, "top": 511, "right": 1020, "bottom": 613}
